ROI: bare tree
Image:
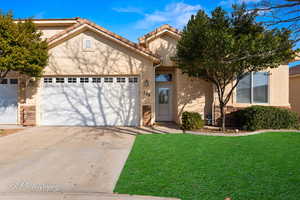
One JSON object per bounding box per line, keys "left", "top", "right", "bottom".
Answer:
{"left": 253, "top": 0, "right": 300, "bottom": 43}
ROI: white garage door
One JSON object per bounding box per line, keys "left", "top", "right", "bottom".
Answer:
{"left": 0, "top": 79, "right": 18, "bottom": 124}
{"left": 40, "top": 76, "right": 139, "bottom": 126}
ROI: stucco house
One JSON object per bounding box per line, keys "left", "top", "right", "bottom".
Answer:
{"left": 0, "top": 18, "right": 291, "bottom": 126}
{"left": 289, "top": 65, "right": 300, "bottom": 117}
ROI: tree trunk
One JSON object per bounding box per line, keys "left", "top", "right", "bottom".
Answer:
{"left": 220, "top": 104, "right": 226, "bottom": 132}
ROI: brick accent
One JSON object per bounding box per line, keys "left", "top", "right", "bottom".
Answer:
{"left": 142, "top": 105, "right": 152, "bottom": 126}
{"left": 20, "top": 105, "right": 36, "bottom": 126}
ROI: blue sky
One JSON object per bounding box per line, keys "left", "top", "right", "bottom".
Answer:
{"left": 2, "top": 0, "right": 299, "bottom": 66}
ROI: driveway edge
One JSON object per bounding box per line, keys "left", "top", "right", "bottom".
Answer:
{"left": 0, "top": 192, "right": 181, "bottom": 200}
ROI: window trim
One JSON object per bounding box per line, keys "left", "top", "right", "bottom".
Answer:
{"left": 236, "top": 72, "right": 270, "bottom": 104}
{"left": 82, "top": 37, "right": 94, "bottom": 51}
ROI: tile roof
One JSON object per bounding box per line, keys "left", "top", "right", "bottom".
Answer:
{"left": 139, "top": 24, "right": 181, "bottom": 43}
{"left": 46, "top": 18, "right": 159, "bottom": 61}
{"left": 290, "top": 65, "right": 300, "bottom": 76}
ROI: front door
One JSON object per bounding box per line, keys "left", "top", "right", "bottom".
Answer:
{"left": 156, "top": 84, "right": 173, "bottom": 121}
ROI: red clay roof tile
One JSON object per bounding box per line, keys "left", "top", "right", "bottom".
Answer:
{"left": 290, "top": 65, "right": 300, "bottom": 75}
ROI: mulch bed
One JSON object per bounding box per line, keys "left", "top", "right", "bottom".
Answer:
{"left": 0, "top": 129, "right": 23, "bottom": 137}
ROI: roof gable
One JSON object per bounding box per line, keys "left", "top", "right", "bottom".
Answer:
{"left": 139, "top": 24, "right": 181, "bottom": 45}
{"left": 46, "top": 18, "right": 159, "bottom": 62}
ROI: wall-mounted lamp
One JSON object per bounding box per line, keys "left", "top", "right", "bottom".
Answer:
{"left": 144, "top": 80, "right": 150, "bottom": 87}
{"left": 27, "top": 78, "right": 36, "bottom": 87}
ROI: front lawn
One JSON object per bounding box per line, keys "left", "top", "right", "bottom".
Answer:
{"left": 114, "top": 132, "right": 300, "bottom": 200}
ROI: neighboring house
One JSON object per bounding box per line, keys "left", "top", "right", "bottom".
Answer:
{"left": 0, "top": 18, "right": 291, "bottom": 126}
{"left": 289, "top": 65, "right": 300, "bottom": 117}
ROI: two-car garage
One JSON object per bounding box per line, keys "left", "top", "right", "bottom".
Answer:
{"left": 40, "top": 76, "right": 140, "bottom": 126}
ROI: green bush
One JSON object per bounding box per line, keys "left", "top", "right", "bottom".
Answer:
{"left": 235, "top": 106, "right": 299, "bottom": 131}
{"left": 181, "top": 112, "right": 204, "bottom": 130}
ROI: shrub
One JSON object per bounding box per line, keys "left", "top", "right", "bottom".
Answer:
{"left": 235, "top": 106, "right": 299, "bottom": 131}
{"left": 181, "top": 112, "right": 204, "bottom": 130}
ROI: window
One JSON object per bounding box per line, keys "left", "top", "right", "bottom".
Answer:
{"left": 83, "top": 38, "right": 93, "bottom": 50}
{"left": 10, "top": 79, "right": 18, "bottom": 84}
{"left": 237, "top": 72, "right": 269, "bottom": 103}
{"left": 158, "top": 88, "right": 170, "bottom": 104}
{"left": 68, "top": 77, "right": 77, "bottom": 83}
{"left": 92, "top": 77, "right": 101, "bottom": 83}
{"left": 104, "top": 77, "right": 113, "bottom": 83}
{"left": 80, "top": 77, "right": 89, "bottom": 83}
{"left": 0, "top": 79, "right": 7, "bottom": 84}
{"left": 44, "top": 78, "right": 53, "bottom": 83}
{"left": 129, "top": 77, "right": 138, "bottom": 83}
{"left": 56, "top": 78, "right": 65, "bottom": 83}
{"left": 117, "top": 77, "right": 126, "bottom": 83}
{"left": 155, "top": 74, "right": 172, "bottom": 82}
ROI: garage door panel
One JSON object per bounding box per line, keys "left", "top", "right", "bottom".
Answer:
{"left": 41, "top": 78, "right": 139, "bottom": 126}
{"left": 0, "top": 82, "right": 18, "bottom": 124}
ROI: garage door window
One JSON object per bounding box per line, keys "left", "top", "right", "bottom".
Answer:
{"left": 117, "top": 77, "right": 126, "bottom": 83}
{"left": 68, "top": 78, "right": 77, "bottom": 83}
{"left": 10, "top": 79, "right": 18, "bottom": 84}
{"left": 92, "top": 78, "right": 101, "bottom": 83}
{"left": 129, "top": 77, "right": 138, "bottom": 83}
{"left": 56, "top": 78, "right": 65, "bottom": 83}
{"left": 0, "top": 79, "right": 8, "bottom": 84}
{"left": 80, "top": 77, "right": 89, "bottom": 83}
{"left": 44, "top": 78, "right": 53, "bottom": 83}
{"left": 104, "top": 77, "right": 113, "bottom": 83}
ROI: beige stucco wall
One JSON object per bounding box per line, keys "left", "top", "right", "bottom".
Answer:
{"left": 214, "top": 65, "right": 290, "bottom": 111}
{"left": 175, "top": 68, "right": 213, "bottom": 123}
{"left": 290, "top": 75, "right": 300, "bottom": 116}
{"left": 37, "top": 26, "right": 71, "bottom": 40}
{"left": 148, "top": 33, "right": 177, "bottom": 66}
{"left": 26, "top": 29, "right": 155, "bottom": 126}
{"left": 148, "top": 33, "right": 213, "bottom": 123}
{"left": 225, "top": 65, "right": 290, "bottom": 108}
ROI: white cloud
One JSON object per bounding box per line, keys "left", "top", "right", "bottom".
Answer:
{"left": 134, "top": 2, "right": 202, "bottom": 30}
{"left": 113, "top": 7, "right": 144, "bottom": 15}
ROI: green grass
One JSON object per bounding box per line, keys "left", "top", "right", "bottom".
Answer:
{"left": 114, "top": 132, "right": 300, "bottom": 200}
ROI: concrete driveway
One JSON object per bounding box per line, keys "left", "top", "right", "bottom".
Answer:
{"left": 0, "top": 127, "right": 135, "bottom": 193}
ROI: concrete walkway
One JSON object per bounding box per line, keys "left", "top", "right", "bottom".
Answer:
{"left": 0, "top": 127, "right": 135, "bottom": 193}
{"left": 0, "top": 192, "right": 180, "bottom": 200}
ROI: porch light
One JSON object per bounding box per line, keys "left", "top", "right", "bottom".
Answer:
{"left": 144, "top": 80, "right": 149, "bottom": 87}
